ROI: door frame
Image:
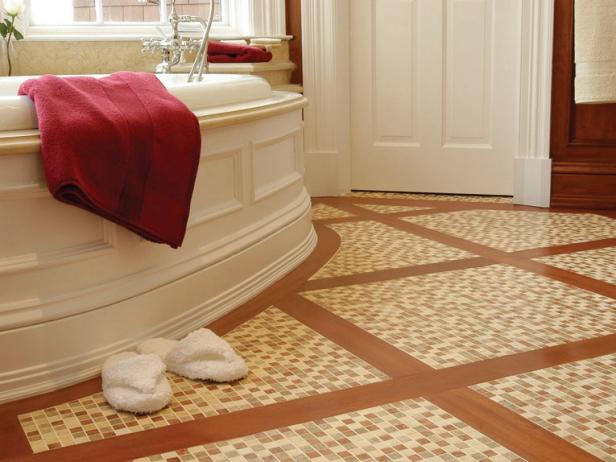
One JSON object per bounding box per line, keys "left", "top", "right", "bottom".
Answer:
{"left": 301, "top": 0, "right": 555, "bottom": 206}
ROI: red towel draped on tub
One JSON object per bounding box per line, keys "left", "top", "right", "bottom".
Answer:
{"left": 207, "top": 40, "right": 273, "bottom": 63}
{"left": 19, "top": 72, "right": 201, "bottom": 248}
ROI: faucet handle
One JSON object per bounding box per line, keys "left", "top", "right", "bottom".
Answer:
{"left": 142, "top": 38, "right": 162, "bottom": 53}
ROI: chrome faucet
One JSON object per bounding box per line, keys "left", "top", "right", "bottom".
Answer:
{"left": 141, "top": 0, "right": 215, "bottom": 82}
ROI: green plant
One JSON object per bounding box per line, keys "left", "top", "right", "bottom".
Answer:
{"left": 1, "top": 0, "right": 26, "bottom": 76}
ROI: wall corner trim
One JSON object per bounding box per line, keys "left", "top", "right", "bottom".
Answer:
{"left": 301, "top": 0, "right": 351, "bottom": 197}
{"left": 515, "top": 0, "right": 555, "bottom": 207}
{"left": 514, "top": 157, "right": 552, "bottom": 207}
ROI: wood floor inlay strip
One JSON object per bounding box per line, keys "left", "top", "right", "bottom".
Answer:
{"left": 301, "top": 256, "right": 493, "bottom": 291}
{"left": 325, "top": 200, "right": 616, "bottom": 300}
{"left": 428, "top": 389, "right": 602, "bottom": 462}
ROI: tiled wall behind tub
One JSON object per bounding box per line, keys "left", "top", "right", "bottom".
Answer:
{"left": 8, "top": 41, "right": 161, "bottom": 76}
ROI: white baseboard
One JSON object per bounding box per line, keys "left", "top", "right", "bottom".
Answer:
{"left": 513, "top": 157, "right": 552, "bottom": 208}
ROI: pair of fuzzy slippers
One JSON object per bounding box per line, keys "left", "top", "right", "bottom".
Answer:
{"left": 102, "top": 329, "right": 247, "bottom": 414}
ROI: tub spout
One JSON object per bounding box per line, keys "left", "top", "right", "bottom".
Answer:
{"left": 140, "top": 0, "right": 215, "bottom": 82}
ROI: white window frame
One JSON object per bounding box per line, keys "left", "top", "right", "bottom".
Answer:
{"left": 18, "top": 0, "right": 286, "bottom": 41}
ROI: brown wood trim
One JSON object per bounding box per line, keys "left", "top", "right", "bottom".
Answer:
{"left": 551, "top": 173, "right": 616, "bottom": 209}
{"left": 276, "top": 294, "right": 431, "bottom": 377}
{"left": 513, "top": 237, "right": 616, "bottom": 258}
{"left": 285, "top": 0, "right": 303, "bottom": 85}
{"left": 429, "top": 389, "right": 601, "bottom": 462}
{"left": 550, "top": 0, "right": 616, "bottom": 209}
{"left": 301, "top": 257, "right": 493, "bottom": 292}
{"left": 553, "top": 162, "right": 616, "bottom": 175}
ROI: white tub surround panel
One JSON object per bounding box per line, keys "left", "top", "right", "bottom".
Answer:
{"left": 0, "top": 74, "right": 312, "bottom": 403}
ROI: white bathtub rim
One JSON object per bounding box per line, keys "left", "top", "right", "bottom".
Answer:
{"left": 0, "top": 73, "right": 275, "bottom": 132}
{"left": 0, "top": 91, "right": 306, "bottom": 157}
{"left": 0, "top": 209, "right": 316, "bottom": 404}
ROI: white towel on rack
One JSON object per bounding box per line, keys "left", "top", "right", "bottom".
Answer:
{"left": 575, "top": 0, "right": 616, "bottom": 103}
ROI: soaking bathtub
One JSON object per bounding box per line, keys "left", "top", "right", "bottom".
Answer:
{"left": 0, "top": 73, "right": 313, "bottom": 403}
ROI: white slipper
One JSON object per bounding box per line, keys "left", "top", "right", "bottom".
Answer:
{"left": 137, "top": 329, "right": 248, "bottom": 383}
{"left": 101, "top": 352, "right": 172, "bottom": 414}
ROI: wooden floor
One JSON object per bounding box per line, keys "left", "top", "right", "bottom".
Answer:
{"left": 1, "top": 192, "right": 615, "bottom": 461}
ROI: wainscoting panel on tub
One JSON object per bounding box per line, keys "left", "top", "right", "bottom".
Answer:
{"left": 0, "top": 76, "right": 311, "bottom": 403}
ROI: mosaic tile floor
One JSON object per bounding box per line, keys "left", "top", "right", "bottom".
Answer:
{"left": 403, "top": 210, "right": 616, "bottom": 252}
{"left": 473, "top": 354, "right": 616, "bottom": 461}
{"left": 311, "top": 220, "right": 474, "bottom": 279}
{"left": 353, "top": 203, "right": 432, "bottom": 214}
{"left": 536, "top": 246, "right": 616, "bottom": 285}
{"left": 304, "top": 264, "right": 616, "bottom": 368}
{"left": 5, "top": 193, "right": 616, "bottom": 462}
{"left": 136, "top": 398, "right": 524, "bottom": 462}
{"left": 346, "top": 191, "right": 513, "bottom": 203}
{"left": 311, "top": 203, "right": 355, "bottom": 220}
{"left": 19, "top": 308, "right": 387, "bottom": 453}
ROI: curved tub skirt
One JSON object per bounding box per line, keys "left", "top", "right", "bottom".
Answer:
{"left": 0, "top": 201, "right": 315, "bottom": 403}
{"left": 0, "top": 101, "right": 314, "bottom": 403}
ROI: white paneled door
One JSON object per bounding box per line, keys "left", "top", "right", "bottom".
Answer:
{"left": 351, "top": 0, "right": 521, "bottom": 194}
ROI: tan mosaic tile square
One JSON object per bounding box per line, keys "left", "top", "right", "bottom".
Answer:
{"left": 473, "top": 354, "right": 616, "bottom": 461}
{"left": 312, "top": 220, "right": 474, "bottom": 280}
{"left": 18, "top": 308, "right": 387, "bottom": 453}
{"left": 404, "top": 210, "right": 616, "bottom": 252}
{"left": 536, "top": 247, "right": 616, "bottom": 285}
{"left": 304, "top": 264, "right": 616, "bottom": 369}
{"left": 135, "top": 397, "right": 524, "bottom": 462}
{"left": 346, "top": 191, "right": 513, "bottom": 203}
{"left": 353, "top": 203, "right": 432, "bottom": 214}
{"left": 311, "top": 203, "right": 354, "bottom": 220}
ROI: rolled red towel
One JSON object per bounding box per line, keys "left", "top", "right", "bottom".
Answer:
{"left": 19, "top": 72, "right": 201, "bottom": 248}
{"left": 207, "top": 40, "right": 273, "bottom": 63}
